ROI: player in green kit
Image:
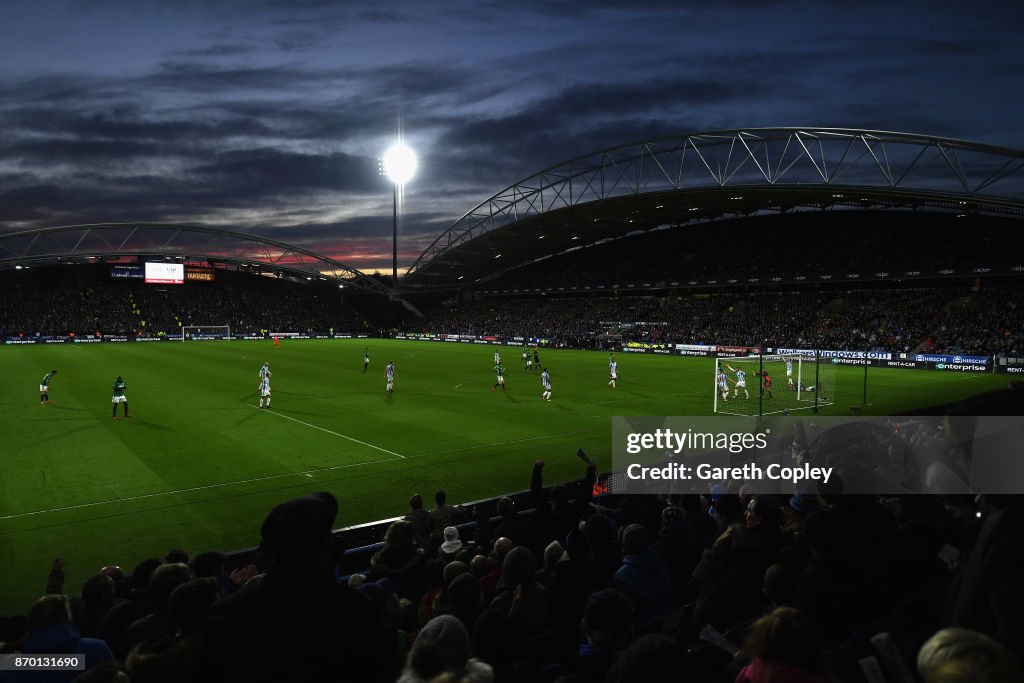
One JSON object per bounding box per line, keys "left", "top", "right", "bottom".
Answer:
{"left": 112, "top": 375, "right": 129, "bottom": 418}
{"left": 491, "top": 362, "right": 507, "bottom": 393}
{"left": 40, "top": 370, "right": 57, "bottom": 405}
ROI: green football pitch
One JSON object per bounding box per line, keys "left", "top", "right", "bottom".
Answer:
{"left": 0, "top": 339, "right": 1007, "bottom": 611}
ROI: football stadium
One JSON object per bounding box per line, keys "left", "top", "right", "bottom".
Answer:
{"left": 2, "top": 128, "right": 1023, "bottom": 681}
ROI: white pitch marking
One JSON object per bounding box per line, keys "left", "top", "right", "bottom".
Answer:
{"left": 454, "top": 383, "right": 463, "bottom": 388}
{"left": 0, "top": 455, "right": 391, "bottom": 521}
{"left": 251, "top": 406, "right": 406, "bottom": 459}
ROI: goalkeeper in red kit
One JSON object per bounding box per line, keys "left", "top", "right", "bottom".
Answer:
{"left": 761, "top": 371, "right": 774, "bottom": 399}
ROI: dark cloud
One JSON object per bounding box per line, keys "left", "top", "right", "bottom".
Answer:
{"left": 1, "top": 0, "right": 1020, "bottom": 272}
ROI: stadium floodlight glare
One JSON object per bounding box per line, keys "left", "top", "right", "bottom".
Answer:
{"left": 383, "top": 142, "right": 417, "bottom": 185}
{"left": 383, "top": 140, "right": 417, "bottom": 285}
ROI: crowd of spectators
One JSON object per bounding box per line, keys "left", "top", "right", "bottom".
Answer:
{"left": 416, "top": 287, "right": 1024, "bottom": 356}
{"left": 0, "top": 270, "right": 366, "bottom": 338}
{"left": 485, "top": 221, "right": 1008, "bottom": 292}
{"left": 1, "top": 447, "right": 1021, "bottom": 682}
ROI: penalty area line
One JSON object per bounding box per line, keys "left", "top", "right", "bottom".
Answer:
{"left": 250, "top": 405, "right": 406, "bottom": 459}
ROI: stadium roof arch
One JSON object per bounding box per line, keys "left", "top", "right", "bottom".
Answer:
{"left": 400, "top": 128, "right": 1024, "bottom": 292}
{"left": 0, "top": 223, "right": 392, "bottom": 295}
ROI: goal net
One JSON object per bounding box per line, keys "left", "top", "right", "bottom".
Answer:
{"left": 182, "top": 325, "right": 231, "bottom": 341}
{"left": 713, "top": 353, "right": 835, "bottom": 416}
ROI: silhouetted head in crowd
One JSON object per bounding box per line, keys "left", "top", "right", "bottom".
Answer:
{"left": 259, "top": 491, "right": 338, "bottom": 574}
{"left": 763, "top": 563, "right": 799, "bottom": 607}
{"left": 443, "top": 561, "right": 469, "bottom": 587}
{"left": 385, "top": 519, "right": 416, "bottom": 548}
{"left": 149, "top": 563, "right": 193, "bottom": 609}
{"left": 410, "top": 494, "right": 424, "bottom": 511}
{"left": 444, "top": 573, "right": 482, "bottom": 621}
{"left": 126, "top": 634, "right": 194, "bottom": 683}
{"left": 435, "top": 490, "right": 447, "bottom": 506}
{"left": 470, "top": 555, "right": 493, "bottom": 579}
{"left": 358, "top": 577, "right": 397, "bottom": 618}
{"left": 564, "top": 529, "right": 591, "bottom": 561}
{"left": 619, "top": 524, "right": 649, "bottom": 555}
{"left": 582, "top": 589, "right": 634, "bottom": 651}
{"left": 402, "top": 614, "right": 492, "bottom": 683}
{"left": 917, "top": 627, "right": 1022, "bottom": 683}
{"left": 190, "top": 551, "right": 226, "bottom": 579}
{"left": 130, "top": 558, "right": 165, "bottom": 593}
{"left": 163, "top": 548, "right": 189, "bottom": 565}
{"left": 713, "top": 493, "right": 744, "bottom": 527}
{"left": 441, "top": 527, "right": 463, "bottom": 557}
{"left": 82, "top": 574, "right": 117, "bottom": 612}
{"left": 168, "top": 577, "right": 219, "bottom": 636}
{"left": 583, "top": 513, "right": 615, "bottom": 547}
{"left": 604, "top": 634, "right": 679, "bottom": 683}
{"left": 745, "top": 495, "right": 782, "bottom": 532}
{"left": 99, "top": 565, "right": 125, "bottom": 596}
{"left": 497, "top": 496, "right": 515, "bottom": 518}
{"left": 660, "top": 506, "right": 684, "bottom": 529}
{"left": 543, "top": 541, "right": 565, "bottom": 571}
{"left": 743, "top": 606, "right": 823, "bottom": 673}
{"left": 492, "top": 537, "right": 514, "bottom": 563}
{"left": 501, "top": 547, "right": 538, "bottom": 588}
{"left": 27, "top": 595, "right": 72, "bottom": 632}
{"left": 802, "top": 509, "right": 842, "bottom": 559}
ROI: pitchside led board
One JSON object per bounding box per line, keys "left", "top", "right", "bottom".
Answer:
{"left": 144, "top": 262, "right": 184, "bottom": 284}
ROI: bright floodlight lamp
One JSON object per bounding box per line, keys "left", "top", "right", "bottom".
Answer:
{"left": 384, "top": 141, "right": 416, "bottom": 284}
{"left": 383, "top": 142, "right": 417, "bottom": 185}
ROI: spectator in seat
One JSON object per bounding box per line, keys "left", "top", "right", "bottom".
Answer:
{"left": 167, "top": 578, "right": 219, "bottom": 638}
{"left": 430, "top": 490, "right": 458, "bottom": 544}
{"left": 440, "top": 527, "right": 464, "bottom": 563}
{"left": 74, "top": 574, "right": 118, "bottom": 639}
{"left": 404, "top": 494, "right": 434, "bottom": 551}
{"left": 398, "top": 614, "right": 493, "bottom": 683}
{"left": 370, "top": 519, "right": 427, "bottom": 601}
{"left": 567, "top": 588, "right": 635, "bottom": 683}
{"left": 121, "top": 562, "right": 193, "bottom": 655}
{"left": 917, "top": 627, "right": 1022, "bottom": 683}
{"left": 734, "top": 607, "right": 829, "bottom": 683}
{"left": 0, "top": 595, "right": 112, "bottom": 683}
{"left": 613, "top": 524, "right": 671, "bottom": 630}
{"left": 490, "top": 546, "right": 546, "bottom": 631}
{"left": 198, "top": 491, "right": 397, "bottom": 682}
{"left": 98, "top": 557, "right": 163, "bottom": 661}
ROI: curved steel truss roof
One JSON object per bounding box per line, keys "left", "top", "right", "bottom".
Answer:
{"left": 0, "top": 223, "right": 391, "bottom": 295}
{"left": 402, "top": 128, "right": 1024, "bottom": 289}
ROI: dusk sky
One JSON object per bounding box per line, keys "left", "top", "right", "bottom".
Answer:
{"left": 1, "top": 0, "right": 1022, "bottom": 273}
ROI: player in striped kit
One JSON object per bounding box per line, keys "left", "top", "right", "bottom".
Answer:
{"left": 258, "top": 373, "right": 272, "bottom": 408}
{"left": 540, "top": 368, "right": 552, "bottom": 402}
{"left": 386, "top": 361, "right": 396, "bottom": 394}
{"left": 727, "top": 364, "right": 749, "bottom": 399}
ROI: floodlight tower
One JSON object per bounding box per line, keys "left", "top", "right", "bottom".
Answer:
{"left": 382, "top": 140, "right": 417, "bottom": 285}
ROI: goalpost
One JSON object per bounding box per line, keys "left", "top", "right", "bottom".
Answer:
{"left": 713, "top": 352, "right": 835, "bottom": 416}
{"left": 182, "top": 325, "right": 232, "bottom": 341}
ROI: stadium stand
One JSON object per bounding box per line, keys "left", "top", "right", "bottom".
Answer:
{"left": 0, "top": 265, "right": 370, "bottom": 339}
{"left": 414, "top": 286, "right": 1024, "bottom": 357}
